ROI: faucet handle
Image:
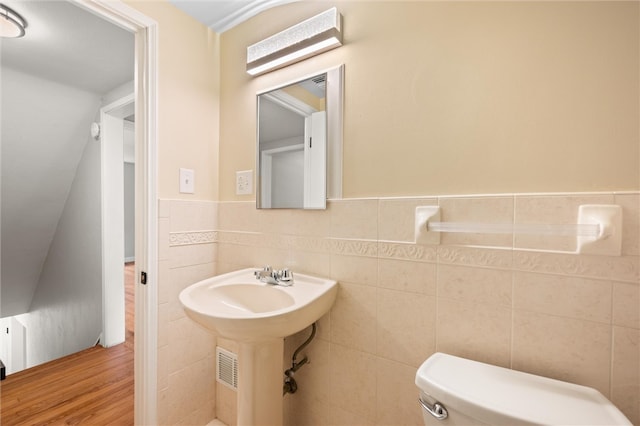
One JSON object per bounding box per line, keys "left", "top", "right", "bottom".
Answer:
{"left": 254, "top": 265, "right": 273, "bottom": 279}
{"left": 279, "top": 268, "right": 294, "bottom": 282}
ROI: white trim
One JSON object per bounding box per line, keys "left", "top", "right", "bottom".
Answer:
{"left": 134, "top": 18, "right": 159, "bottom": 426}
{"left": 263, "top": 143, "right": 305, "bottom": 155}
{"left": 100, "top": 95, "right": 131, "bottom": 348}
{"left": 258, "top": 65, "right": 344, "bottom": 204}
{"left": 261, "top": 152, "right": 272, "bottom": 208}
{"left": 71, "top": 1, "right": 158, "bottom": 424}
{"left": 258, "top": 64, "right": 341, "bottom": 97}
{"left": 101, "top": 94, "right": 134, "bottom": 111}
{"left": 326, "top": 65, "right": 343, "bottom": 200}
{"left": 208, "top": 0, "right": 298, "bottom": 33}
{"left": 73, "top": 0, "right": 155, "bottom": 32}
{"left": 304, "top": 111, "right": 327, "bottom": 209}
{"left": 262, "top": 90, "right": 316, "bottom": 117}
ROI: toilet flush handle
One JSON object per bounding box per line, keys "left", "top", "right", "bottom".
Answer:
{"left": 419, "top": 397, "right": 448, "bottom": 420}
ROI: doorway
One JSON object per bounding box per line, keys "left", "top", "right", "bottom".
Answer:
{"left": 101, "top": 94, "right": 134, "bottom": 348}
{"left": 0, "top": 318, "right": 26, "bottom": 375}
{"left": 0, "top": 0, "right": 157, "bottom": 422}
{"left": 73, "top": 1, "right": 158, "bottom": 423}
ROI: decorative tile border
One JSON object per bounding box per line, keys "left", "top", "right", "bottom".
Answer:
{"left": 438, "top": 246, "right": 513, "bottom": 269}
{"left": 169, "top": 230, "right": 217, "bottom": 246}
{"left": 329, "top": 239, "right": 378, "bottom": 257}
{"left": 168, "top": 230, "right": 638, "bottom": 282}
{"left": 215, "top": 231, "right": 377, "bottom": 257}
{"left": 168, "top": 188, "right": 640, "bottom": 284}
{"left": 205, "top": 231, "right": 640, "bottom": 283}
{"left": 513, "top": 251, "right": 639, "bottom": 283}
{"left": 379, "top": 241, "right": 437, "bottom": 262}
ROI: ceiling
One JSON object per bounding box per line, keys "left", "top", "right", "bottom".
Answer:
{"left": 1, "top": 1, "right": 134, "bottom": 95}
{"left": 1, "top": 0, "right": 298, "bottom": 94}
{"left": 168, "top": 0, "right": 298, "bottom": 33}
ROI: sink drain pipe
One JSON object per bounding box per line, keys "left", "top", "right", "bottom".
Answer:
{"left": 283, "top": 322, "right": 317, "bottom": 395}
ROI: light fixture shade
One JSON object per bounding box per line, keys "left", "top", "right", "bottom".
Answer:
{"left": 246, "top": 7, "right": 342, "bottom": 76}
{"left": 0, "top": 3, "right": 26, "bottom": 38}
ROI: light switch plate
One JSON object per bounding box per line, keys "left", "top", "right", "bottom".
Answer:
{"left": 236, "top": 170, "right": 253, "bottom": 195}
{"left": 179, "top": 168, "right": 195, "bottom": 194}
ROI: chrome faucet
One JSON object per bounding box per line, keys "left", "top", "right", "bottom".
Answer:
{"left": 254, "top": 265, "right": 294, "bottom": 286}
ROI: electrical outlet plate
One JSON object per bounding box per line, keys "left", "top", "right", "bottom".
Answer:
{"left": 236, "top": 170, "right": 253, "bottom": 195}
{"left": 179, "top": 168, "right": 194, "bottom": 194}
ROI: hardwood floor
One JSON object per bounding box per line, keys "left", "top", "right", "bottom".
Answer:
{"left": 124, "top": 261, "right": 135, "bottom": 351}
{"left": 0, "top": 345, "right": 134, "bottom": 425}
{"left": 0, "top": 263, "right": 135, "bottom": 425}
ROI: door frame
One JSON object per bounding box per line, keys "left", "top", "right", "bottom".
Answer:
{"left": 72, "top": 1, "right": 158, "bottom": 424}
{"left": 100, "top": 94, "right": 133, "bottom": 349}
{"left": 261, "top": 144, "right": 305, "bottom": 208}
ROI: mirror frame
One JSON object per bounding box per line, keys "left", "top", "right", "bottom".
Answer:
{"left": 256, "top": 64, "right": 344, "bottom": 209}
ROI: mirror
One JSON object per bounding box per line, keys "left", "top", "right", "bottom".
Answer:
{"left": 256, "top": 65, "right": 343, "bottom": 209}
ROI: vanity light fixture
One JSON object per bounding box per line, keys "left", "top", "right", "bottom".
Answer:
{"left": 0, "top": 3, "right": 26, "bottom": 38}
{"left": 246, "top": 7, "right": 342, "bottom": 76}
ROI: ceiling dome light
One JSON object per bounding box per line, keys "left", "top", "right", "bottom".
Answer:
{"left": 0, "top": 3, "right": 27, "bottom": 38}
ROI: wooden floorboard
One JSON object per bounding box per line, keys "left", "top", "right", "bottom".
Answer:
{"left": 0, "top": 263, "right": 135, "bottom": 425}
{"left": 124, "top": 262, "right": 135, "bottom": 352}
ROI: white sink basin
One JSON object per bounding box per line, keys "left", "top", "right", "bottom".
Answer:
{"left": 179, "top": 268, "right": 338, "bottom": 341}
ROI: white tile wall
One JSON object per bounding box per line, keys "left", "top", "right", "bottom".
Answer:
{"left": 159, "top": 193, "right": 640, "bottom": 425}
{"left": 157, "top": 200, "right": 217, "bottom": 426}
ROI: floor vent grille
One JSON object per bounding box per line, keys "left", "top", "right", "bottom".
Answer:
{"left": 216, "top": 347, "right": 238, "bottom": 390}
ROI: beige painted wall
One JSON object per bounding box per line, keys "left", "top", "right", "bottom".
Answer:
{"left": 220, "top": 1, "right": 639, "bottom": 200}
{"left": 126, "top": 0, "right": 220, "bottom": 201}
{"left": 111, "top": 2, "right": 638, "bottom": 423}
{"left": 120, "top": 2, "right": 220, "bottom": 423}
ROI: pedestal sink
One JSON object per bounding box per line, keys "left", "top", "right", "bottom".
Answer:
{"left": 179, "top": 268, "right": 338, "bottom": 426}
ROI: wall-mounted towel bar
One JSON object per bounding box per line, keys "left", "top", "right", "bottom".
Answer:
{"left": 415, "top": 204, "right": 622, "bottom": 256}
{"left": 426, "top": 222, "right": 601, "bottom": 237}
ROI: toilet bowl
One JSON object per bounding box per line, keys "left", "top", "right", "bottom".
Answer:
{"left": 415, "top": 352, "right": 631, "bottom": 425}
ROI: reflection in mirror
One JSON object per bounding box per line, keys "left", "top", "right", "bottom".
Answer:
{"left": 257, "top": 66, "right": 343, "bottom": 209}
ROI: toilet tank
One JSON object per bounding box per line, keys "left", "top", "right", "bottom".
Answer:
{"left": 415, "top": 352, "right": 632, "bottom": 426}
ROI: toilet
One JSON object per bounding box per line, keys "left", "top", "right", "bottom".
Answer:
{"left": 416, "top": 352, "right": 632, "bottom": 425}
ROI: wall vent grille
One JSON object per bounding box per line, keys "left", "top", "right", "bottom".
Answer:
{"left": 216, "top": 347, "right": 238, "bottom": 390}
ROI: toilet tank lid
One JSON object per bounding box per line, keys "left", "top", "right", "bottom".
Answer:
{"left": 415, "top": 353, "right": 631, "bottom": 426}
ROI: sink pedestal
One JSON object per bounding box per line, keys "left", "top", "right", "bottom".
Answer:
{"left": 237, "top": 338, "right": 284, "bottom": 426}
{"left": 179, "top": 268, "right": 338, "bottom": 425}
